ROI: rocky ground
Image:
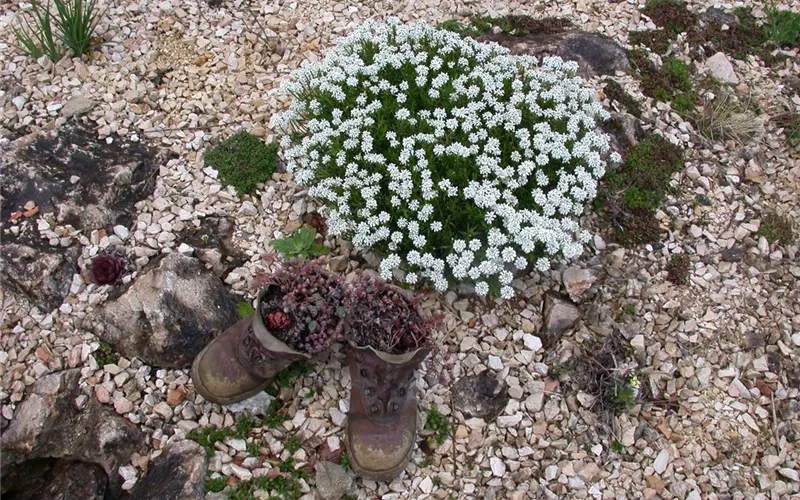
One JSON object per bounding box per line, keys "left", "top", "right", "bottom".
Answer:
{"left": 1, "top": 0, "right": 799, "bottom": 499}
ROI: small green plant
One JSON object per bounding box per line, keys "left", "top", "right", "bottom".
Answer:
{"left": 432, "top": 476, "right": 444, "bottom": 488}
{"left": 12, "top": 1, "right": 60, "bottom": 61}
{"left": 246, "top": 441, "right": 261, "bottom": 457}
{"left": 424, "top": 407, "right": 451, "bottom": 447}
{"left": 629, "top": 50, "right": 697, "bottom": 116}
{"left": 261, "top": 399, "right": 291, "bottom": 429}
{"left": 265, "top": 362, "right": 314, "bottom": 396}
{"left": 270, "top": 226, "right": 328, "bottom": 259}
{"left": 205, "top": 477, "right": 228, "bottom": 493}
{"left": 188, "top": 407, "right": 287, "bottom": 456}
{"left": 227, "top": 475, "right": 302, "bottom": 500}
{"left": 642, "top": 0, "right": 695, "bottom": 36}
{"left": 187, "top": 426, "right": 231, "bottom": 457}
{"left": 204, "top": 131, "right": 278, "bottom": 196}
{"left": 438, "top": 14, "right": 570, "bottom": 38}
{"left": 764, "top": 4, "right": 800, "bottom": 47}
{"left": 340, "top": 451, "right": 352, "bottom": 473}
{"left": 237, "top": 301, "right": 255, "bottom": 319}
{"left": 284, "top": 435, "right": 301, "bottom": 454}
{"left": 596, "top": 133, "right": 684, "bottom": 246}
{"left": 53, "top": 0, "right": 102, "bottom": 57}
{"left": 93, "top": 341, "right": 119, "bottom": 368}
{"left": 773, "top": 113, "right": 800, "bottom": 149}
{"left": 551, "top": 363, "right": 570, "bottom": 378}
{"left": 757, "top": 213, "right": 795, "bottom": 245}
{"left": 622, "top": 304, "right": 636, "bottom": 316}
{"left": 603, "top": 79, "right": 641, "bottom": 118}
{"left": 611, "top": 377, "right": 640, "bottom": 410}
{"left": 611, "top": 440, "right": 624, "bottom": 453}
{"left": 665, "top": 253, "right": 690, "bottom": 285}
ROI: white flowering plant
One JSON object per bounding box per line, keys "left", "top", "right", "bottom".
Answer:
{"left": 271, "top": 18, "right": 619, "bottom": 299}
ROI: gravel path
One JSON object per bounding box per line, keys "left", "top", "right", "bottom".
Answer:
{"left": 1, "top": 0, "right": 799, "bottom": 498}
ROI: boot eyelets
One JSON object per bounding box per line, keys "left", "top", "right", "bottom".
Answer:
{"left": 398, "top": 388, "right": 406, "bottom": 396}
{"left": 360, "top": 369, "right": 368, "bottom": 377}
{"left": 370, "top": 404, "right": 379, "bottom": 413}
{"left": 243, "top": 337, "right": 251, "bottom": 346}
{"left": 365, "top": 387, "right": 374, "bottom": 396}
{"left": 391, "top": 403, "right": 400, "bottom": 412}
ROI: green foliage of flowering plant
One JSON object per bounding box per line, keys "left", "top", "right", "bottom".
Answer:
{"left": 272, "top": 19, "right": 618, "bottom": 298}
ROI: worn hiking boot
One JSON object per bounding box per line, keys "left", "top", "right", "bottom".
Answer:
{"left": 345, "top": 344, "right": 431, "bottom": 481}
{"left": 190, "top": 289, "right": 310, "bottom": 405}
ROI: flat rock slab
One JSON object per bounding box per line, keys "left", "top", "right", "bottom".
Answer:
{"left": 452, "top": 372, "right": 510, "bottom": 422}
{"left": 2, "top": 459, "right": 108, "bottom": 500}
{"left": 0, "top": 369, "right": 143, "bottom": 498}
{"left": 130, "top": 441, "right": 208, "bottom": 500}
{"left": 0, "top": 123, "right": 163, "bottom": 311}
{"left": 479, "top": 31, "right": 629, "bottom": 79}
{"left": 86, "top": 253, "right": 239, "bottom": 368}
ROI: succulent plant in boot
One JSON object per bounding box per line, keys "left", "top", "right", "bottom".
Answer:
{"left": 255, "top": 259, "right": 346, "bottom": 354}
{"left": 343, "top": 272, "right": 437, "bottom": 480}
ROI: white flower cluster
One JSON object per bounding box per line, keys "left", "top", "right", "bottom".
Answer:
{"left": 271, "top": 18, "right": 618, "bottom": 299}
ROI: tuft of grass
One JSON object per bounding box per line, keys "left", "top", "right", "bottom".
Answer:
{"left": 204, "top": 132, "right": 278, "bottom": 196}
{"left": 602, "top": 79, "right": 641, "bottom": 118}
{"left": 187, "top": 425, "right": 231, "bottom": 457}
{"left": 424, "top": 407, "right": 451, "bottom": 447}
{"left": 284, "top": 435, "right": 301, "bottom": 454}
{"left": 205, "top": 477, "right": 228, "bottom": 493}
{"left": 340, "top": 451, "right": 352, "bottom": 473}
{"left": 596, "top": 134, "right": 684, "bottom": 247}
{"left": 93, "top": 341, "right": 119, "bottom": 368}
{"left": 665, "top": 254, "right": 691, "bottom": 285}
{"left": 270, "top": 226, "right": 328, "bottom": 259}
{"left": 12, "top": 0, "right": 60, "bottom": 61}
{"left": 694, "top": 90, "right": 763, "bottom": 144}
{"left": 187, "top": 403, "right": 290, "bottom": 457}
{"left": 629, "top": 50, "right": 697, "bottom": 115}
{"left": 764, "top": 4, "right": 800, "bottom": 47}
{"left": 265, "top": 362, "right": 314, "bottom": 396}
{"left": 757, "top": 213, "right": 795, "bottom": 246}
{"left": 53, "top": 0, "right": 102, "bottom": 57}
{"left": 611, "top": 440, "right": 624, "bottom": 453}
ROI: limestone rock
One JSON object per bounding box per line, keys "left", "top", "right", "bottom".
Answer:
{"left": 562, "top": 267, "right": 599, "bottom": 302}
{"left": 542, "top": 293, "right": 582, "bottom": 343}
{"left": 0, "top": 369, "right": 143, "bottom": 497}
{"left": 452, "top": 372, "right": 510, "bottom": 422}
{"left": 129, "top": 441, "right": 208, "bottom": 500}
{"left": 61, "top": 96, "right": 96, "bottom": 119}
{"left": 314, "top": 461, "right": 353, "bottom": 500}
{"left": 1, "top": 459, "right": 108, "bottom": 500}
{"left": 87, "top": 253, "right": 238, "bottom": 368}
{"left": 0, "top": 243, "right": 80, "bottom": 312}
{"left": 705, "top": 52, "right": 739, "bottom": 85}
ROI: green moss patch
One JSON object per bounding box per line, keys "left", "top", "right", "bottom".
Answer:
{"left": 764, "top": 5, "right": 800, "bottom": 47}
{"left": 629, "top": 50, "right": 697, "bottom": 115}
{"left": 757, "top": 213, "right": 795, "bottom": 246}
{"left": 438, "top": 14, "right": 571, "bottom": 37}
{"left": 603, "top": 79, "right": 642, "bottom": 118}
{"left": 596, "top": 134, "right": 684, "bottom": 247}
{"left": 203, "top": 131, "right": 278, "bottom": 196}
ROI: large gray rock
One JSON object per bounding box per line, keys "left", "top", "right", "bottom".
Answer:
{"left": 130, "top": 441, "right": 208, "bottom": 500}
{"left": 177, "top": 216, "right": 246, "bottom": 279}
{"left": 452, "top": 372, "right": 509, "bottom": 422}
{"left": 2, "top": 459, "right": 108, "bottom": 500}
{"left": 86, "top": 253, "right": 238, "bottom": 368}
{"left": 314, "top": 461, "right": 353, "bottom": 500}
{"left": 0, "top": 123, "right": 162, "bottom": 311}
{"left": 0, "top": 369, "right": 143, "bottom": 497}
{"left": 480, "top": 31, "right": 629, "bottom": 79}
{"left": 542, "top": 293, "right": 582, "bottom": 344}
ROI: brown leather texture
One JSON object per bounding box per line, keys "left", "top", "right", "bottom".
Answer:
{"left": 346, "top": 344, "right": 430, "bottom": 481}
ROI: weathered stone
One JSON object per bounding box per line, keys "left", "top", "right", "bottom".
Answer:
{"left": 480, "top": 31, "right": 629, "bottom": 79}
{"left": 0, "top": 369, "right": 143, "bottom": 497}
{"left": 177, "top": 216, "right": 245, "bottom": 279}
{"left": 603, "top": 112, "right": 644, "bottom": 154}
{"left": 721, "top": 247, "right": 745, "bottom": 262}
{"left": 542, "top": 293, "right": 582, "bottom": 343}
{"left": 705, "top": 52, "right": 739, "bottom": 84}
{"left": 129, "top": 441, "right": 208, "bottom": 500}
{"left": 86, "top": 253, "right": 239, "bottom": 368}
{"left": 562, "top": 267, "right": 599, "bottom": 302}
{"left": 452, "top": 372, "right": 510, "bottom": 421}
{"left": 61, "top": 96, "right": 96, "bottom": 119}
{"left": 314, "top": 461, "right": 352, "bottom": 500}
{"left": 0, "top": 244, "right": 80, "bottom": 311}
{"left": 1, "top": 458, "right": 108, "bottom": 500}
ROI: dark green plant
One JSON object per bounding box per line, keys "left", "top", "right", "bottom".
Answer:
{"left": 12, "top": 0, "right": 60, "bottom": 61}
{"left": 187, "top": 425, "right": 231, "bottom": 457}
{"left": 205, "top": 477, "right": 228, "bottom": 493}
{"left": 611, "top": 378, "right": 639, "bottom": 410}
{"left": 270, "top": 227, "right": 328, "bottom": 259}
{"left": 438, "top": 14, "right": 571, "bottom": 37}
{"left": 642, "top": 0, "right": 695, "bottom": 36}
{"left": 261, "top": 399, "right": 291, "bottom": 429}
{"left": 237, "top": 301, "right": 255, "bottom": 319}
{"left": 340, "top": 451, "right": 352, "bottom": 473}
{"left": 603, "top": 79, "right": 641, "bottom": 118}
{"left": 597, "top": 133, "right": 684, "bottom": 246}
{"left": 424, "top": 407, "right": 451, "bottom": 447}
{"left": 665, "top": 254, "right": 690, "bottom": 285}
{"left": 284, "top": 435, "right": 301, "bottom": 454}
{"left": 187, "top": 407, "right": 287, "bottom": 456}
{"left": 629, "top": 50, "right": 697, "bottom": 116}
{"left": 757, "top": 213, "right": 795, "bottom": 245}
{"left": 93, "top": 341, "right": 119, "bottom": 368}
{"left": 53, "top": 0, "right": 101, "bottom": 57}
{"left": 204, "top": 132, "right": 278, "bottom": 196}
{"left": 764, "top": 3, "right": 800, "bottom": 47}
{"left": 611, "top": 440, "right": 624, "bottom": 453}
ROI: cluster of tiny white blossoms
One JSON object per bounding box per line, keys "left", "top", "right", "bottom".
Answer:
{"left": 271, "top": 18, "right": 619, "bottom": 299}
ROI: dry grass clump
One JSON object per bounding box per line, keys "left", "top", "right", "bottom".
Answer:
{"left": 695, "top": 90, "right": 763, "bottom": 144}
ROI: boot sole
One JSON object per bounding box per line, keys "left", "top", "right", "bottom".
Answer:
{"left": 190, "top": 341, "right": 274, "bottom": 406}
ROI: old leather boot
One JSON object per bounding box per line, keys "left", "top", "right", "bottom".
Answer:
{"left": 191, "top": 289, "right": 310, "bottom": 405}
{"left": 345, "top": 344, "right": 431, "bottom": 481}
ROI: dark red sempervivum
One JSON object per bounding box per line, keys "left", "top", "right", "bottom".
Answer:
{"left": 265, "top": 311, "right": 292, "bottom": 331}
{"left": 90, "top": 252, "right": 126, "bottom": 285}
